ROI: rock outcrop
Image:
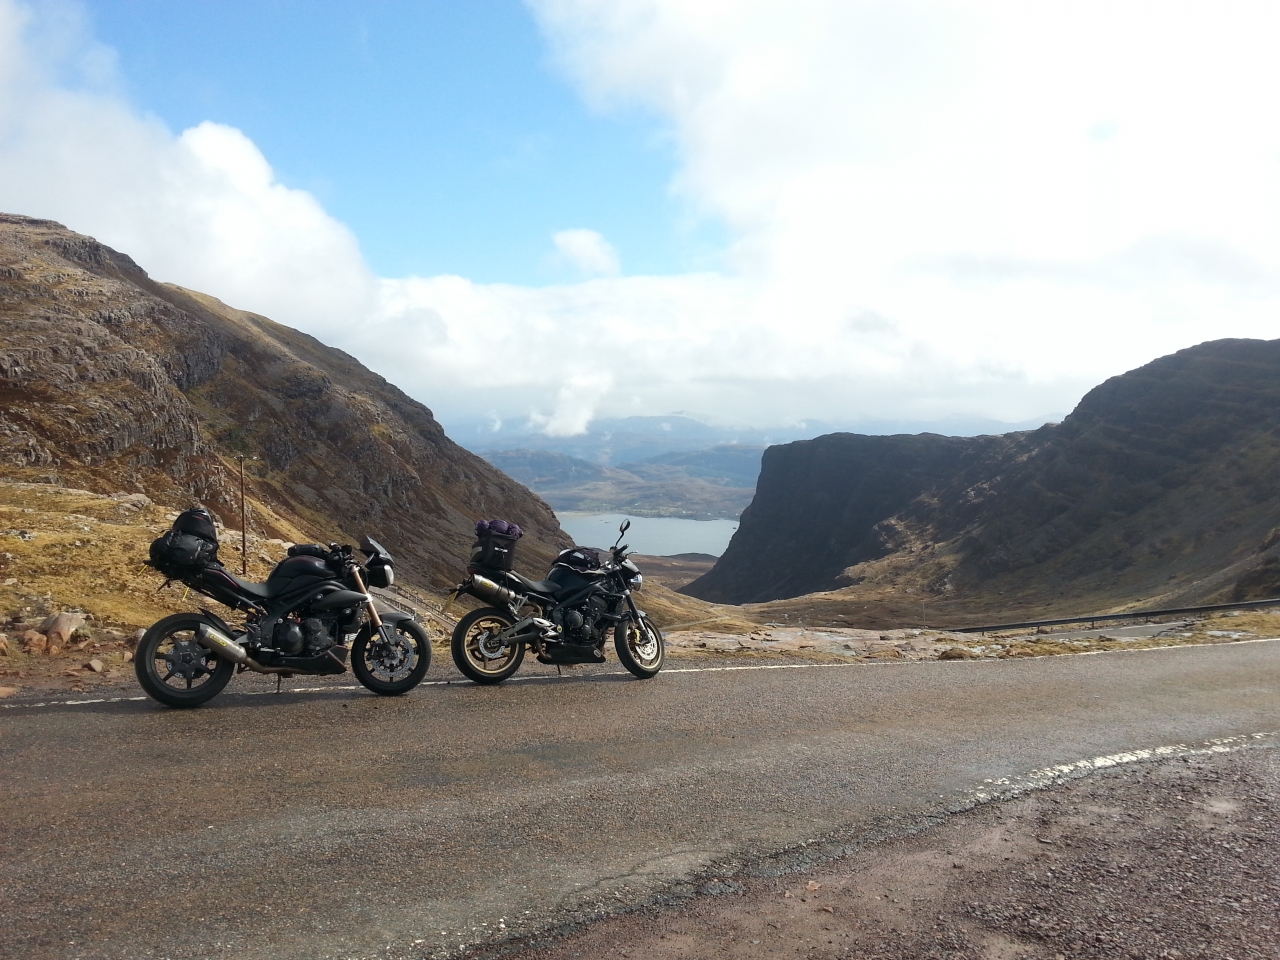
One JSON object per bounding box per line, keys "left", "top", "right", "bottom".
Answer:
{"left": 0, "top": 214, "right": 568, "bottom": 587}
{"left": 685, "top": 339, "right": 1280, "bottom": 615}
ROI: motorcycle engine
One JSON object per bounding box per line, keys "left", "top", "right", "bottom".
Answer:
{"left": 553, "top": 595, "right": 609, "bottom": 645}
{"left": 271, "top": 616, "right": 339, "bottom": 655}
{"left": 301, "top": 617, "right": 337, "bottom": 653}
{"left": 273, "top": 619, "right": 305, "bottom": 655}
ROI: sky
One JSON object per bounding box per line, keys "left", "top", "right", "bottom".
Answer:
{"left": 1, "top": 0, "right": 1278, "bottom": 438}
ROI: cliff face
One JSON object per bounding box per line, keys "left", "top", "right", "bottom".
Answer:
{"left": 683, "top": 432, "right": 1027, "bottom": 602}
{"left": 0, "top": 214, "right": 568, "bottom": 587}
{"left": 685, "top": 339, "right": 1280, "bottom": 615}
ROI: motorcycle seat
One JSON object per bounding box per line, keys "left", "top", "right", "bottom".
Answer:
{"left": 227, "top": 572, "right": 272, "bottom": 600}
{"left": 197, "top": 565, "right": 274, "bottom": 600}
{"left": 507, "top": 571, "right": 562, "bottom": 597}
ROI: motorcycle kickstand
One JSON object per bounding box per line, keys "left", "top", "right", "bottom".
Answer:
{"left": 556, "top": 664, "right": 562, "bottom": 677}
{"left": 275, "top": 674, "right": 283, "bottom": 694}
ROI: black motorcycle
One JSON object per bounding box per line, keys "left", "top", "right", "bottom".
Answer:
{"left": 135, "top": 508, "right": 430, "bottom": 708}
{"left": 448, "top": 519, "right": 664, "bottom": 684}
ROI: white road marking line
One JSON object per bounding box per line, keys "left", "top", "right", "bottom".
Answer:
{"left": 965, "top": 730, "right": 1279, "bottom": 805}
{"left": 3, "top": 634, "right": 1276, "bottom": 710}
{"left": 663, "top": 662, "right": 857, "bottom": 673}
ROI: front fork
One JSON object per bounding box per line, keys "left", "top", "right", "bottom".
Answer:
{"left": 351, "top": 568, "right": 396, "bottom": 650}
{"left": 624, "top": 590, "right": 644, "bottom": 625}
{"left": 622, "top": 591, "right": 649, "bottom": 643}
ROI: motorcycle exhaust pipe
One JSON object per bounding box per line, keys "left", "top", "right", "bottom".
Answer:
{"left": 196, "top": 623, "right": 248, "bottom": 663}
{"left": 195, "top": 624, "right": 292, "bottom": 675}
{"left": 469, "top": 574, "right": 517, "bottom": 607}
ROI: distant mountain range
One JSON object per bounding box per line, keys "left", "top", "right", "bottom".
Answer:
{"left": 450, "top": 412, "right": 1059, "bottom": 466}
{"left": 684, "top": 338, "right": 1280, "bottom": 621}
{"left": 469, "top": 414, "right": 1058, "bottom": 522}
{"left": 481, "top": 447, "right": 762, "bottom": 520}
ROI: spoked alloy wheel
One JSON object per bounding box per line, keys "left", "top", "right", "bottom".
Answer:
{"left": 614, "top": 615, "right": 664, "bottom": 679}
{"left": 134, "top": 614, "right": 235, "bottom": 708}
{"left": 351, "top": 621, "right": 432, "bottom": 696}
{"left": 451, "top": 607, "right": 524, "bottom": 684}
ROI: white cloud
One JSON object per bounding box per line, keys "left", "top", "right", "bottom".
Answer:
{"left": 525, "top": 0, "right": 1280, "bottom": 404}
{"left": 0, "top": 1, "right": 373, "bottom": 337}
{"left": 3, "top": 0, "right": 1280, "bottom": 439}
{"left": 551, "top": 228, "right": 621, "bottom": 277}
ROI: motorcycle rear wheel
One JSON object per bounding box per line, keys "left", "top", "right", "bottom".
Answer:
{"left": 352, "top": 620, "right": 432, "bottom": 696}
{"left": 451, "top": 607, "right": 524, "bottom": 684}
{"left": 135, "top": 613, "right": 235, "bottom": 708}
{"left": 614, "top": 615, "right": 664, "bottom": 679}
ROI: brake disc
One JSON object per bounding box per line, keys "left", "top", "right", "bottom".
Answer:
{"left": 476, "top": 628, "right": 511, "bottom": 659}
{"left": 633, "top": 624, "right": 659, "bottom": 657}
{"left": 372, "top": 633, "right": 411, "bottom": 669}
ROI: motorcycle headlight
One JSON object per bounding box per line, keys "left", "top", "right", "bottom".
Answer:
{"left": 366, "top": 561, "right": 394, "bottom": 588}
{"left": 628, "top": 573, "right": 643, "bottom": 592}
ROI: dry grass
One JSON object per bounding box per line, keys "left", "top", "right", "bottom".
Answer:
{"left": 0, "top": 481, "right": 287, "bottom": 632}
{"left": 637, "top": 582, "right": 759, "bottom": 634}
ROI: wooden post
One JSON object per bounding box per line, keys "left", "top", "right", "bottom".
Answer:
{"left": 235, "top": 455, "right": 248, "bottom": 575}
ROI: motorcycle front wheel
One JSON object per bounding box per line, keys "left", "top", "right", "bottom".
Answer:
{"left": 614, "top": 615, "right": 664, "bottom": 679}
{"left": 352, "top": 621, "right": 432, "bottom": 696}
{"left": 134, "top": 613, "right": 236, "bottom": 708}
{"left": 451, "top": 607, "right": 524, "bottom": 684}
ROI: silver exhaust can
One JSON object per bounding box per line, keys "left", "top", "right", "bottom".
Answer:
{"left": 195, "top": 623, "right": 249, "bottom": 664}
{"left": 469, "top": 574, "right": 517, "bottom": 606}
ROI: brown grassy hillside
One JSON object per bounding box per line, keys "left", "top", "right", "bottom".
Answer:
{"left": 0, "top": 213, "right": 569, "bottom": 588}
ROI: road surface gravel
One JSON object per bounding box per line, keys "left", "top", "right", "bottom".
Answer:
{"left": 1, "top": 641, "right": 1277, "bottom": 959}
{"left": 500, "top": 745, "right": 1279, "bottom": 960}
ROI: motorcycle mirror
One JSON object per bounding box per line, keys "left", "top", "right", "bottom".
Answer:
{"left": 619, "top": 519, "right": 631, "bottom": 535}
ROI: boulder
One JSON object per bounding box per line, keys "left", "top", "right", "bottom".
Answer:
{"left": 21, "top": 630, "right": 47, "bottom": 654}
{"left": 0, "top": 634, "right": 8, "bottom": 656}
{"left": 939, "top": 646, "right": 979, "bottom": 660}
{"left": 86, "top": 658, "right": 105, "bottom": 673}
{"left": 39, "top": 612, "right": 86, "bottom": 649}
{"left": 110, "top": 493, "right": 153, "bottom": 511}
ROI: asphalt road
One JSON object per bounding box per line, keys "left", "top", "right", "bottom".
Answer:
{"left": 2, "top": 641, "right": 1278, "bottom": 960}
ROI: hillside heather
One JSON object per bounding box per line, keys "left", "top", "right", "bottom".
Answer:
{"left": 0, "top": 214, "right": 567, "bottom": 587}
{"left": 685, "top": 339, "right": 1280, "bottom": 618}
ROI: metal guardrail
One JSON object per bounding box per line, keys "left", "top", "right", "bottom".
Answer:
{"left": 375, "top": 578, "right": 1280, "bottom": 640}
{"left": 953, "top": 596, "right": 1280, "bottom": 634}
{"left": 370, "top": 583, "right": 459, "bottom": 635}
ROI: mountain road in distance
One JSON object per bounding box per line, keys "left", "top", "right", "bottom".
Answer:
{"left": 2, "top": 641, "right": 1277, "bottom": 960}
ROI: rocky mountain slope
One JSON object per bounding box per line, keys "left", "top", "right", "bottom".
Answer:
{"left": 0, "top": 213, "right": 567, "bottom": 588}
{"left": 685, "top": 339, "right": 1280, "bottom": 619}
